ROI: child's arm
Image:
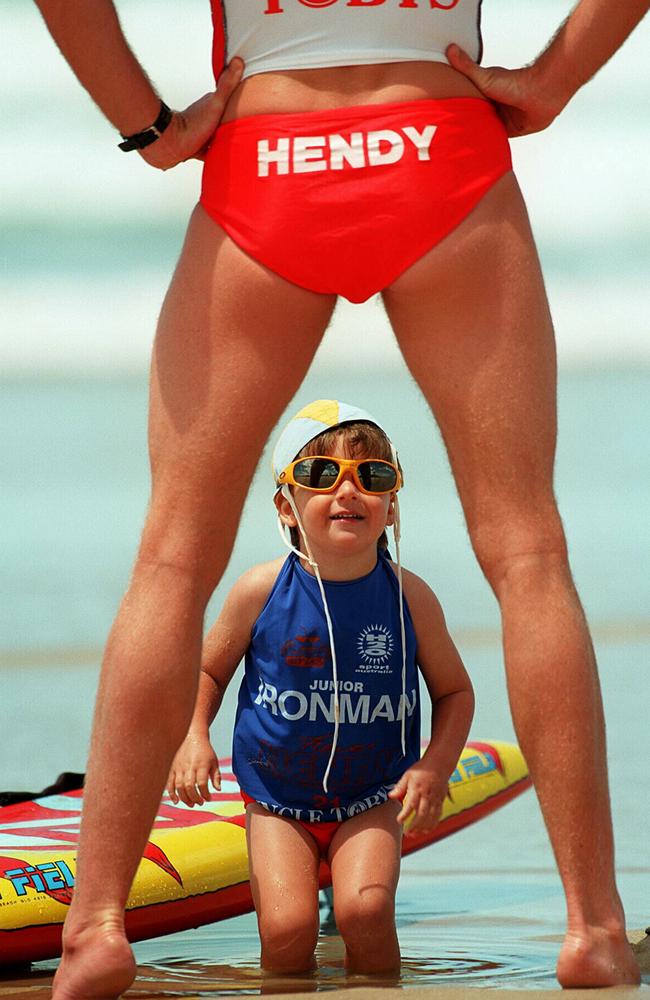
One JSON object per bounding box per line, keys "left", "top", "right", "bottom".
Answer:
{"left": 388, "top": 570, "right": 475, "bottom": 833}
{"left": 166, "top": 668, "right": 224, "bottom": 807}
{"left": 166, "top": 559, "right": 283, "bottom": 807}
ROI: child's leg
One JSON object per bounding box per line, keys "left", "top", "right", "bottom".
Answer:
{"left": 328, "top": 800, "right": 402, "bottom": 974}
{"left": 246, "top": 803, "right": 321, "bottom": 973}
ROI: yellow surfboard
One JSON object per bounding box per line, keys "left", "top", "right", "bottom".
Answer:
{"left": 0, "top": 740, "right": 530, "bottom": 966}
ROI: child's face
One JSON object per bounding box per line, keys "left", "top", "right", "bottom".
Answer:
{"left": 276, "top": 436, "right": 395, "bottom": 561}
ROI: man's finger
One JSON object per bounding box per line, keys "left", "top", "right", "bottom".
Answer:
{"left": 216, "top": 57, "right": 244, "bottom": 101}
{"left": 446, "top": 44, "right": 482, "bottom": 83}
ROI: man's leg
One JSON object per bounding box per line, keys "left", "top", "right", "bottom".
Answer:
{"left": 382, "top": 173, "right": 639, "bottom": 987}
{"left": 52, "top": 206, "right": 336, "bottom": 1000}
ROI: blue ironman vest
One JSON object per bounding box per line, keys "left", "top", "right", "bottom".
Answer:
{"left": 233, "top": 550, "right": 420, "bottom": 823}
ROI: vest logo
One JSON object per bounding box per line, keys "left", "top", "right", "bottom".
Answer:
{"left": 257, "top": 123, "right": 437, "bottom": 177}
{"left": 263, "top": 1, "right": 461, "bottom": 13}
{"left": 281, "top": 631, "right": 329, "bottom": 667}
{"left": 357, "top": 623, "right": 393, "bottom": 665}
{"left": 254, "top": 678, "right": 416, "bottom": 724}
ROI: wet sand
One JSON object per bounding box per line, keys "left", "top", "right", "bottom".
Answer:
{"left": 0, "top": 982, "right": 645, "bottom": 999}
{"left": 1, "top": 931, "right": 646, "bottom": 999}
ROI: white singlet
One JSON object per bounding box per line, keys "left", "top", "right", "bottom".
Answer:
{"left": 211, "top": 0, "right": 484, "bottom": 81}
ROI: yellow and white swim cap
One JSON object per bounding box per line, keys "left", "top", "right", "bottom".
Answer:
{"left": 272, "top": 399, "right": 393, "bottom": 487}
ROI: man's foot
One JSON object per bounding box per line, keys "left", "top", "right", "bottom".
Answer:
{"left": 557, "top": 926, "right": 641, "bottom": 988}
{"left": 52, "top": 923, "right": 136, "bottom": 1000}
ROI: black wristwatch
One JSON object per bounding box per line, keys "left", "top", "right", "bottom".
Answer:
{"left": 118, "top": 101, "right": 173, "bottom": 152}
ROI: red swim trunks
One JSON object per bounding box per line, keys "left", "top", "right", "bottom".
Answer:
{"left": 201, "top": 97, "right": 511, "bottom": 303}
{"left": 241, "top": 791, "right": 341, "bottom": 856}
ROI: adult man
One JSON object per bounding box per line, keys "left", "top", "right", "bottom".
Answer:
{"left": 32, "top": 1, "right": 648, "bottom": 995}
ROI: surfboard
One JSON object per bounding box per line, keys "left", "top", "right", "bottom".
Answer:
{"left": 0, "top": 740, "right": 530, "bottom": 966}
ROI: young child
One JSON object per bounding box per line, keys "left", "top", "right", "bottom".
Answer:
{"left": 167, "top": 399, "right": 474, "bottom": 975}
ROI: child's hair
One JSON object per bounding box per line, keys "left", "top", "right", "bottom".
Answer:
{"left": 288, "top": 421, "right": 398, "bottom": 551}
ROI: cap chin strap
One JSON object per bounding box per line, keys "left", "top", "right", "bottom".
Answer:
{"left": 392, "top": 492, "right": 407, "bottom": 757}
{"left": 276, "top": 468, "right": 408, "bottom": 792}
{"left": 277, "top": 485, "right": 341, "bottom": 792}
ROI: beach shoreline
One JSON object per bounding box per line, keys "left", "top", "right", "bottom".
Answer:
{"left": 1, "top": 930, "right": 646, "bottom": 998}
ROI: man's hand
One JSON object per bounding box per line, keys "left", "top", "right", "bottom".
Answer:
{"left": 446, "top": 44, "right": 564, "bottom": 137}
{"left": 140, "top": 58, "right": 244, "bottom": 169}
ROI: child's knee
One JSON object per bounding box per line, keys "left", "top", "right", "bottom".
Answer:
{"left": 335, "top": 885, "right": 396, "bottom": 948}
{"left": 258, "top": 909, "right": 319, "bottom": 969}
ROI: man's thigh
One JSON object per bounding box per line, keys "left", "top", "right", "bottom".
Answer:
{"left": 142, "top": 206, "right": 336, "bottom": 569}
{"left": 382, "top": 173, "right": 561, "bottom": 558}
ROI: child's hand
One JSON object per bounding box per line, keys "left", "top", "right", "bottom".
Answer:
{"left": 388, "top": 763, "right": 448, "bottom": 833}
{"left": 166, "top": 732, "right": 221, "bottom": 807}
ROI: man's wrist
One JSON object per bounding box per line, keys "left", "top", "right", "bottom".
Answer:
{"left": 531, "top": 22, "right": 591, "bottom": 118}
{"left": 519, "top": 56, "right": 572, "bottom": 126}
{"left": 118, "top": 100, "right": 172, "bottom": 152}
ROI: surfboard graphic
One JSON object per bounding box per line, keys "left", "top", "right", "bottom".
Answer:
{"left": 0, "top": 740, "right": 530, "bottom": 966}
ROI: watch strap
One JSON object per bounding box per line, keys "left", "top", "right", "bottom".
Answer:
{"left": 118, "top": 102, "right": 173, "bottom": 152}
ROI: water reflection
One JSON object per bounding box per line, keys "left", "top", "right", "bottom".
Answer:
{"left": 123, "top": 931, "right": 556, "bottom": 995}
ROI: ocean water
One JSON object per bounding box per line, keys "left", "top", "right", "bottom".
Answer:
{"left": 1, "top": 0, "right": 649, "bottom": 991}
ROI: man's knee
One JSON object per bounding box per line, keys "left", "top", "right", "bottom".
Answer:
{"left": 469, "top": 509, "right": 570, "bottom": 599}
{"left": 135, "top": 520, "right": 230, "bottom": 605}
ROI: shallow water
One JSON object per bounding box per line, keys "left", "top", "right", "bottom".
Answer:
{"left": 7, "top": 869, "right": 648, "bottom": 993}
{"left": 126, "top": 873, "right": 567, "bottom": 992}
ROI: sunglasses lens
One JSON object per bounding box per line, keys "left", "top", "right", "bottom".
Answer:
{"left": 358, "top": 460, "right": 398, "bottom": 493}
{"left": 290, "top": 458, "right": 398, "bottom": 493}
{"left": 292, "top": 458, "right": 341, "bottom": 491}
